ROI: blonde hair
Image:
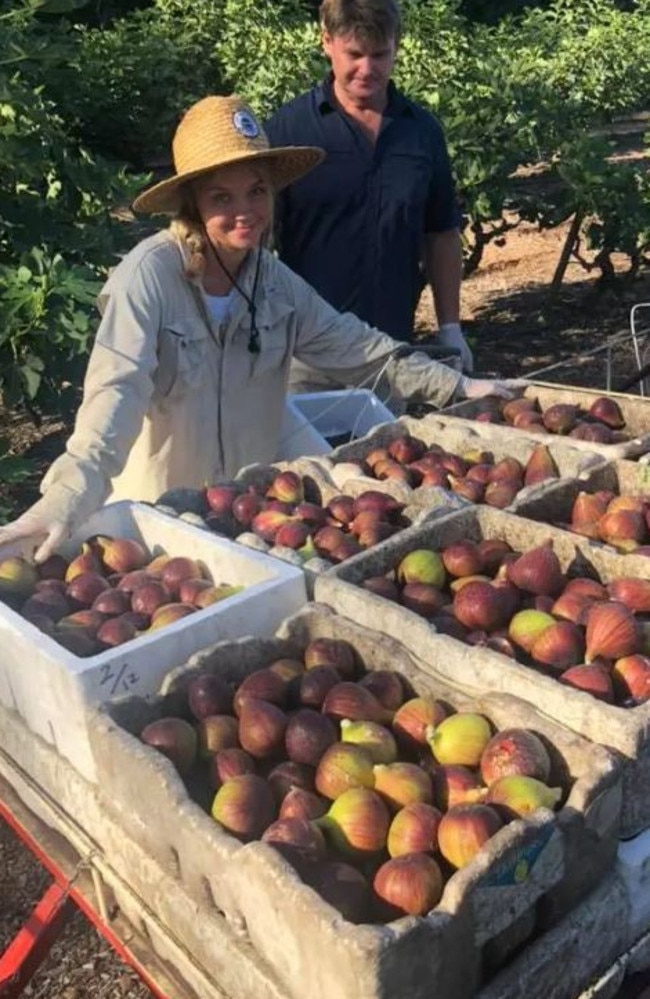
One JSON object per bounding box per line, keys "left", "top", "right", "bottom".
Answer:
{"left": 170, "top": 167, "right": 275, "bottom": 280}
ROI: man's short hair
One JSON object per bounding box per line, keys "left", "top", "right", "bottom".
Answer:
{"left": 319, "top": 0, "right": 402, "bottom": 45}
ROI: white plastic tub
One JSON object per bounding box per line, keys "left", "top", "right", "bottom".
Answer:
{"left": 0, "top": 501, "right": 306, "bottom": 782}
{"left": 283, "top": 389, "right": 396, "bottom": 455}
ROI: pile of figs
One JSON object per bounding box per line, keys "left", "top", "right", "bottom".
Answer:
{"left": 140, "top": 638, "right": 564, "bottom": 925}
{"left": 157, "top": 470, "right": 410, "bottom": 567}
{"left": 360, "top": 539, "right": 650, "bottom": 707}
{"left": 0, "top": 537, "right": 241, "bottom": 657}
{"left": 331, "top": 433, "right": 562, "bottom": 508}
{"left": 564, "top": 490, "right": 650, "bottom": 555}
{"left": 460, "top": 394, "right": 629, "bottom": 444}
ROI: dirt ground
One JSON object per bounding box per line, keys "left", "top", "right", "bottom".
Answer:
{"left": 3, "top": 216, "right": 650, "bottom": 997}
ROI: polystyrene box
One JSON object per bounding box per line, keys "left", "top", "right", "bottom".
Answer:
{"left": 0, "top": 501, "right": 306, "bottom": 783}
{"left": 288, "top": 389, "right": 396, "bottom": 448}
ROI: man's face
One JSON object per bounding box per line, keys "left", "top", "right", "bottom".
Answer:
{"left": 322, "top": 30, "right": 397, "bottom": 107}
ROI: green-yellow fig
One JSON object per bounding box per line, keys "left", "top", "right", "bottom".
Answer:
{"left": 486, "top": 775, "right": 562, "bottom": 818}
{"left": 318, "top": 787, "right": 390, "bottom": 857}
{"left": 396, "top": 549, "right": 446, "bottom": 589}
{"left": 508, "top": 609, "right": 556, "bottom": 655}
{"left": 427, "top": 712, "right": 492, "bottom": 768}
{"left": 340, "top": 719, "right": 398, "bottom": 764}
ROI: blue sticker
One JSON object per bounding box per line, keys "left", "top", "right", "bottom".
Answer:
{"left": 233, "top": 110, "right": 259, "bottom": 139}
{"left": 482, "top": 824, "right": 555, "bottom": 887}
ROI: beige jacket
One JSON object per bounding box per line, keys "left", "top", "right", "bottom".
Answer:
{"left": 40, "top": 230, "right": 461, "bottom": 532}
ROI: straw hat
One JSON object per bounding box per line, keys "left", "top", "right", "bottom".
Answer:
{"left": 133, "top": 95, "right": 324, "bottom": 215}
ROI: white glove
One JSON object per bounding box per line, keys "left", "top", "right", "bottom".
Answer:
{"left": 456, "top": 376, "right": 529, "bottom": 401}
{"left": 0, "top": 498, "right": 70, "bottom": 564}
{"left": 437, "top": 322, "right": 474, "bottom": 373}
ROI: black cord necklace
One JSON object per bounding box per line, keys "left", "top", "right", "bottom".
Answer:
{"left": 204, "top": 233, "right": 262, "bottom": 354}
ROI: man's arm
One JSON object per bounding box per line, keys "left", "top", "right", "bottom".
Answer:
{"left": 423, "top": 227, "right": 473, "bottom": 372}
{"left": 423, "top": 226, "right": 462, "bottom": 326}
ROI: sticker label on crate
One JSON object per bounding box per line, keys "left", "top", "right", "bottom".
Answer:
{"left": 482, "top": 823, "right": 556, "bottom": 887}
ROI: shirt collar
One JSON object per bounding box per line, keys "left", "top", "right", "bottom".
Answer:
{"left": 316, "top": 73, "right": 414, "bottom": 118}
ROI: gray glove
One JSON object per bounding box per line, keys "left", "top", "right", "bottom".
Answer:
{"left": 0, "top": 497, "right": 70, "bottom": 563}
{"left": 437, "top": 322, "right": 474, "bottom": 373}
{"left": 456, "top": 376, "right": 529, "bottom": 400}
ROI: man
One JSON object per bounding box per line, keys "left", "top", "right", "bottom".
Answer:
{"left": 266, "top": 0, "right": 473, "bottom": 385}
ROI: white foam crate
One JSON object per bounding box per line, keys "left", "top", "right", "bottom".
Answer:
{"left": 0, "top": 501, "right": 306, "bottom": 783}
{"left": 288, "top": 389, "right": 396, "bottom": 446}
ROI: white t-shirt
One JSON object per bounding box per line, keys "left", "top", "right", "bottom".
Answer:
{"left": 205, "top": 289, "right": 234, "bottom": 324}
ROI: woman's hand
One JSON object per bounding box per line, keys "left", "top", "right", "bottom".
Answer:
{"left": 0, "top": 501, "right": 69, "bottom": 563}
{"left": 456, "top": 376, "right": 529, "bottom": 401}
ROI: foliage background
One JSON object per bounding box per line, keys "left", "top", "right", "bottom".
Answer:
{"left": 2, "top": 0, "right": 650, "bottom": 423}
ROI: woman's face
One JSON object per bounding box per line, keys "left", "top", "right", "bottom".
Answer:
{"left": 192, "top": 163, "right": 272, "bottom": 258}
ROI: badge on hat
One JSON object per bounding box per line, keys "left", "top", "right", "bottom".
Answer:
{"left": 233, "top": 110, "right": 260, "bottom": 139}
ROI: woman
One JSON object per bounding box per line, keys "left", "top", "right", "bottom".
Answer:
{"left": 0, "top": 95, "right": 521, "bottom": 562}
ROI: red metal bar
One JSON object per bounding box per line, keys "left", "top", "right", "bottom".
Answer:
{"left": 0, "top": 882, "right": 74, "bottom": 999}
{"left": 0, "top": 799, "right": 168, "bottom": 999}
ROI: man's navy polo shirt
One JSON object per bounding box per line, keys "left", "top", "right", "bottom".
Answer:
{"left": 266, "top": 77, "right": 461, "bottom": 341}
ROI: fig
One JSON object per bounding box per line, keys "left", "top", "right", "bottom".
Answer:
{"left": 437, "top": 804, "right": 503, "bottom": 869}
{"left": 234, "top": 668, "right": 287, "bottom": 715}
{"left": 66, "top": 571, "right": 111, "bottom": 609}
{"left": 598, "top": 510, "right": 645, "bottom": 551}
{"left": 396, "top": 549, "right": 445, "bottom": 588}
{"left": 303, "top": 638, "right": 357, "bottom": 679}
{"left": 117, "top": 569, "right": 154, "bottom": 594}
{"left": 147, "top": 602, "right": 195, "bottom": 630}
{"left": 588, "top": 396, "right": 625, "bottom": 429}
{"left": 21, "top": 589, "right": 70, "bottom": 622}
{"left": 178, "top": 577, "right": 213, "bottom": 605}
{"left": 361, "top": 576, "right": 399, "bottom": 603}
{"left": 279, "top": 787, "right": 329, "bottom": 821}
{"left": 194, "top": 583, "right": 243, "bottom": 608}
{"left": 160, "top": 556, "right": 205, "bottom": 599}
{"left": 340, "top": 719, "right": 397, "bottom": 764}
{"left": 267, "top": 761, "right": 315, "bottom": 803}
{"left": 0, "top": 555, "right": 39, "bottom": 601}
{"left": 373, "top": 762, "right": 432, "bottom": 811}
{"left": 315, "top": 742, "right": 375, "bottom": 799}
{"left": 211, "top": 774, "right": 276, "bottom": 841}
{"left": 206, "top": 483, "right": 239, "bottom": 515}
{"left": 91, "top": 587, "right": 131, "bottom": 616}
{"left": 359, "top": 670, "right": 405, "bottom": 711}
{"left": 502, "top": 397, "right": 538, "bottom": 424}
{"left": 559, "top": 662, "right": 615, "bottom": 702}
{"left": 480, "top": 728, "right": 551, "bottom": 785}
{"left": 483, "top": 479, "right": 520, "bottom": 509}
{"left": 96, "top": 616, "right": 137, "bottom": 647}
{"left": 427, "top": 713, "right": 492, "bottom": 767}
{"left": 392, "top": 697, "right": 446, "bottom": 754}
{"left": 452, "top": 580, "right": 509, "bottom": 631}
{"left": 373, "top": 853, "right": 443, "bottom": 918}
{"left": 401, "top": 582, "right": 448, "bottom": 618}
{"left": 64, "top": 545, "right": 101, "bottom": 583}
{"left": 238, "top": 699, "right": 287, "bottom": 759}
{"left": 188, "top": 673, "right": 233, "bottom": 720}
{"left": 262, "top": 817, "right": 327, "bottom": 867}
{"left": 387, "top": 435, "right": 426, "bottom": 465}
{"left": 542, "top": 403, "right": 579, "bottom": 435}
{"left": 198, "top": 714, "right": 239, "bottom": 757}
{"left": 530, "top": 619, "right": 585, "bottom": 669}
{"left": 141, "top": 717, "right": 197, "bottom": 776}
{"left": 550, "top": 591, "right": 595, "bottom": 626}
{"left": 37, "top": 554, "right": 69, "bottom": 581}
{"left": 266, "top": 470, "right": 304, "bottom": 505}
{"left": 268, "top": 657, "right": 305, "bottom": 683}
{"left": 305, "top": 860, "right": 371, "bottom": 923}
{"left": 274, "top": 521, "right": 312, "bottom": 550}
{"left": 476, "top": 538, "right": 513, "bottom": 575}
{"left": 441, "top": 541, "right": 484, "bottom": 578}
{"left": 387, "top": 802, "right": 442, "bottom": 858}
{"left": 607, "top": 578, "right": 650, "bottom": 614}
{"left": 563, "top": 577, "right": 609, "bottom": 601}
{"left": 130, "top": 580, "right": 169, "bottom": 616}
{"left": 612, "top": 654, "right": 650, "bottom": 703}
{"left": 506, "top": 542, "right": 564, "bottom": 597}
{"left": 585, "top": 602, "right": 638, "bottom": 662}
{"left": 285, "top": 709, "right": 337, "bottom": 766}
{"left": 486, "top": 775, "right": 562, "bottom": 818}
{"left": 524, "top": 444, "right": 559, "bottom": 487}
{"left": 318, "top": 787, "right": 390, "bottom": 858}
{"left": 508, "top": 608, "right": 555, "bottom": 654}
{"left": 293, "top": 501, "right": 328, "bottom": 530}
{"left": 322, "top": 682, "right": 389, "bottom": 724}
{"left": 299, "top": 666, "right": 340, "bottom": 709}
{"left": 570, "top": 492, "right": 611, "bottom": 539}
{"left": 327, "top": 495, "right": 356, "bottom": 525}
{"left": 431, "top": 764, "right": 484, "bottom": 811}
{"left": 209, "top": 747, "right": 256, "bottom": 790}
{"left": 98, "top": 537, "right": 149, "bottom": 574}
